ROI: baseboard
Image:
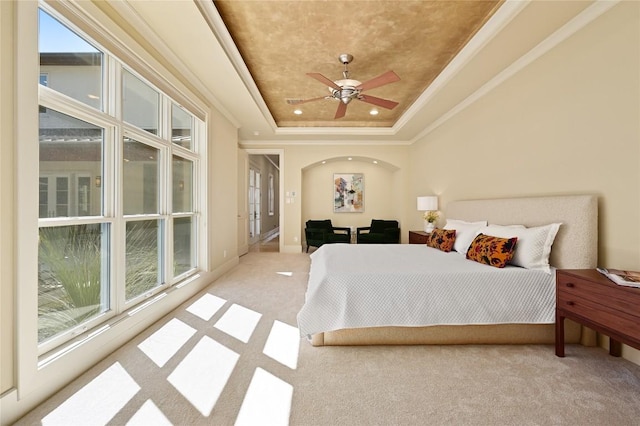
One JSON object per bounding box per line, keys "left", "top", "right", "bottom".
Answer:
{"left": 282, "top": 244, "right": 302, "bottom": 254}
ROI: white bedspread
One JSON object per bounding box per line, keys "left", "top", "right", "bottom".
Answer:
{"left": 297, "top": 244, "right": 556, "bottom": 338}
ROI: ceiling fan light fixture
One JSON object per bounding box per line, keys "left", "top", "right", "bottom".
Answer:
{"left": 292, "top": 53, "right": 399, "bottom": 119}
{"left": 333, "top": 79, "right": 362, "bottom": 88}
{"left": 329, "top": 79, "right": 362, "bottom": 104}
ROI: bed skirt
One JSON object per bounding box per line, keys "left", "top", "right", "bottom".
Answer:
{"left": 310, "top": 320, "right": 592, "bottom": 347}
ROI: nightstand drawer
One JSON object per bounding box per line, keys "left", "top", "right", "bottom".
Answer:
{"left": 557, "top": 274, "right": 640, "bottom": 318}
{"left": 557, "top": 293, "right": 640, "bottom": 336}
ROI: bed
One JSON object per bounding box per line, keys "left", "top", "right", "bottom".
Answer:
{"left": 298, "top": 195, "right": 598, "bottom": 346}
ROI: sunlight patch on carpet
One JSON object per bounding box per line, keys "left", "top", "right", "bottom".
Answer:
{"left": 214, "top": 303, "right": 262, "bottom": 343}
{"left": 167, "top": 336, "right": 239, "bottom": 417}
{"left": 42, "top": 362, "right": 139, "bottom": 426}
{"left": 263, "top": 320, "right": 300, "bottom": 369}
{"left": 235, "top": 368, "right": 293, "bottom": 426}
{"left": 126, "top": 399, "right": 171, "bottom": 426}
{"left": 138, "top": 318, "right": 197, "bottom": 367}
{"left": 186, "top": 293, "right": 227, "bottom": 321}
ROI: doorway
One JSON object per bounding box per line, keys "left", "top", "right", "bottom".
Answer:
{"left": 243, "top": 150, "right": 283, "bottom": 253}
{"left": 248, "top": 166, "right": 261, "bottom": 245}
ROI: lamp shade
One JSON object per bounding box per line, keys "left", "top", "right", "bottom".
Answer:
{"left": 417, "top": 196, "right": 438, "bottom": 211}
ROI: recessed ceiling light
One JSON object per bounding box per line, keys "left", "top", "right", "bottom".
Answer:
{"left": 373, "top": 160, "right": 378, "bottom": 164}
{"left": 348, "top": 157, "right": 353, "bottom": 161}
{"left": 321, "top": 160, "right": 326, "bottom": 164}
{"left": 294, "top": 109, "right": 302, "bottom": 115}
{"left": 369, "top": 109, "right": 379, "bottom": 116}
{"left": 253, "top": 130, "right": 260, "bottom": 136}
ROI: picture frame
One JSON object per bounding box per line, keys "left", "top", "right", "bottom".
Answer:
{"left": 334, "top": 173, "right": 364, "bottom": 213}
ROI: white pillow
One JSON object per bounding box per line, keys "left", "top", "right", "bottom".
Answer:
{"left": 483, "top": 223, "right": 561, "bottom": 273}
{"left": 485, "top": 224, "right": 525, "bottom": 233}
{"left": 443, "top": 219, "right": 487, "bottom": 254}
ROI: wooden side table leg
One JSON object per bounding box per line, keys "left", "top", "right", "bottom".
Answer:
{"left": 609, "top": 338, "right": 622, "bottom": 357}
{"left": 555, "top": 312, "right": 565, "bottom": 357}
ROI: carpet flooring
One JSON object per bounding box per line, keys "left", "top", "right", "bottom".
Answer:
{"left": 15, "top": 252, "right": 640, "bottom": 425}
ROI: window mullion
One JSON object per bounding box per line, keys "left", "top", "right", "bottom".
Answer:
{"left": 162, "top": 144, "right": 173, "bottom": 285}
{"left": 161, "top": 94, "right": 170, "bottom": 141}
{"left": 107, "top": 56, "right": 121, "bottom": 314}
{"left": 107, "top": 56, "right": 120, "bottom": 119}
{"left": 112, "top": 125, "right": 126, "bottom": 314}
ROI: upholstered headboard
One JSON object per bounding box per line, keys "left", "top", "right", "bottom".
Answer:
{"left": 445, "top": 195, "right": 598, "bottom": 269}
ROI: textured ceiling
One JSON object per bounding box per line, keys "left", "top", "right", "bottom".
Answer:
{"left": 214, "top": 1, "right": 503, "bottom": 128}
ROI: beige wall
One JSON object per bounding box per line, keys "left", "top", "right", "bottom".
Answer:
{"left": 409, "top": 2, "right": 640, "bottom": 362}
{"left": 208, "top": 109, "right": 240, "bottom": 267}
{"left": 302, "top": 160, "right": 401, "bottom": 240}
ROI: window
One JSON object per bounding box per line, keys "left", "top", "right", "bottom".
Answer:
{"left": 125, "top": 219, "right": 162, "bottom": 301}
{"left": 38, "top": 8, "right": 103, "bottom": 110}
{"left": 123, "top": 137, "right": 159, "bottom": 215}
{"left": 36, "top": 7, "right": 203, "bottom": 351}
{"left": 172, "top": 103, "right": 192, "bottom": 150}
{"left": 39, "top": 108, "right": 103, "bottom": 218}
{"left": 172, "top": 155, "right": 196, "bottom": 277}
{"left": 38, "top": 223, "right": 110, "bottom": 342}
{"left": 172, "top": 155, "right": 193, "bottom": 213}
{"left": 123, "top": 70, "right": 159, "bottom": 135}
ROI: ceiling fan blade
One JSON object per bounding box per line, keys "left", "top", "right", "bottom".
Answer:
{"left": 307, "top": 73, "right": 342, "bottom": 91}
{"left": 334, "top": 102, "right": 347, "bottom": 119}
{"left": 359, "top": 94, "right": 399, "bottom": 110}
{"left": 356, "top": 70, "right": 400, "bottom": 92}
{"left": 286, "top": 96, "right": 327, "bottom": 105}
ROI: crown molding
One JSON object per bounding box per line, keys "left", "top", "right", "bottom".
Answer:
{"left": 393, "top": 0, "right": 529, "bottom": 133}
{"left": 194, "top": 0, "right": 277, "bottom": 131}
{"left": 410, "top": 0, "right": 620, "bottom": 144}
{"left": 238, "top": 138, "right": 411, "bottom": 147}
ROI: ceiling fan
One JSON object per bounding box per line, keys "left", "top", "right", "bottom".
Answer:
{"left": 287, "top": 53, "right": 400, "bottom": 119}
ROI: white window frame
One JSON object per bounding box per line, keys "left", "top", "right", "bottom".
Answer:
{"left": 15, "top": 1, "right": 207, "bottom": 381}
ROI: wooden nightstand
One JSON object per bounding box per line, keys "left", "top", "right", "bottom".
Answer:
{"left": 409, "top": 230, "right": 430, "bottom": 244}
{"left": 555, "top": 269, "right": 640, "bottom": 357}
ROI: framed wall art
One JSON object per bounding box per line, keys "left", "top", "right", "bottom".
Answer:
{"left": 334, "top": 173, "right": 364, "bottom": 213}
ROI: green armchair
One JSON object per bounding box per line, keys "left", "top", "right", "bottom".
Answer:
{"left": 305, "top": 220, "right": 351, "bottom": 252}
{"left": 356, "top": 219, "right": 400, "bottom": 244}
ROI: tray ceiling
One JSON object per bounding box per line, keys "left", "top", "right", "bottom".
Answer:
{"left": 213, "top": 1, "right": 503, "bottom": 128}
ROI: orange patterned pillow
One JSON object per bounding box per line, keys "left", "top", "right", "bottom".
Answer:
{"left": 466, "top": 233, "right": 517, "bottom": 268}
{"left": 426, "top": 228, "right": 456, "bottom": 252}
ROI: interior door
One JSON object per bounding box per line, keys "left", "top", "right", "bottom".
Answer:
{"left": 238, "top": 150, "right": 249, "bottom": 256}
{"left": 249, "top": 167, "right": 261, "bottom": 244}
